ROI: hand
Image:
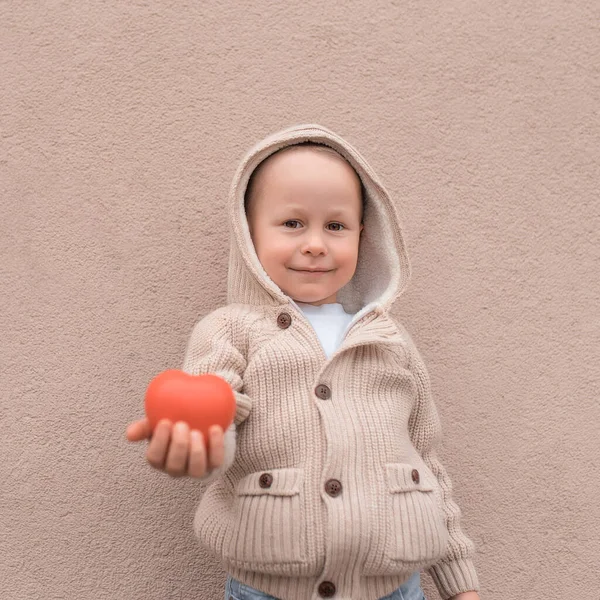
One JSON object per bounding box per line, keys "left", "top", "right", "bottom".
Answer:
{"left": 126, "top": 417, "right": 226, "bottom": 478}
{"left": 449, "top": 592, "right": 480, "bottom": 600}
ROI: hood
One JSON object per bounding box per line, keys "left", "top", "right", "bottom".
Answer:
{"left": 226, "top": 123, "right": 412, "bottom": 317}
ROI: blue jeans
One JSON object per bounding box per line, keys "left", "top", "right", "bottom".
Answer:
{"left": 224, "top": 571, "right": 426, "bottom": 600}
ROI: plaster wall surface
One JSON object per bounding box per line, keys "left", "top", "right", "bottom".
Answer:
{"left": 1, "top": 1, "right": 598, "bottom": 598}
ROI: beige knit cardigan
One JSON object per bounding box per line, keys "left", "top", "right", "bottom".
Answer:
{"left": 182, "top": 124, "right": 480, "bottom": 600}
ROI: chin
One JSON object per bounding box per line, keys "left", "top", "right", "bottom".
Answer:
{"left": 284, "top": 289, "right": 324, "bottom": 304}
{"left": 296, "top": 292, "right": 336, "bottom": 305}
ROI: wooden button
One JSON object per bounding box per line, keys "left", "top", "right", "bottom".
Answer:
{"left": 315, "top": 384, "right": 331, "bottom": 400}
{"left": 318, "top": 581, "right": 336, "bottom": 597}
{"left": 259, "top": 472, "right": 273, "bottom": 488}
{"left": 277, "top": 312, "right": 292, "bottom": 329}
{"left": 325, "top": 479, "right": 342, "bottom": 497}
{"left": 411, "top": 469, "right": 420, "bottom": 484}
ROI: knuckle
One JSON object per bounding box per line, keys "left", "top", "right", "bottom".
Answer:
{"left": 209, "top": 450, "right": 222, "bottom": 468}
{"left": 189, "top": 465, "right": 206, "bottom": 478}
{"left": 170, "top": 438, "right": 188, "bottom": 452}
{"left": 189, "top": 454, "right": 207, "bottom": 477}
{"left": 190, "top": 452, "right": 206, "bottom": 469}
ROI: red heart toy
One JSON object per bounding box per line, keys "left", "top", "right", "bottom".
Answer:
{"left": 144, "top": 370, "right": 236, "bottom": 443}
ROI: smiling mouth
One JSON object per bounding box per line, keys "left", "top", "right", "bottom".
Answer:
{"left": 291, "top": 269, "right": 332, "bottom": 273}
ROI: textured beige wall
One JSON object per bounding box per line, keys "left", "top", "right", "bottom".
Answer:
{"left": 1, "top": 1, "right": 598, "bottom": 599}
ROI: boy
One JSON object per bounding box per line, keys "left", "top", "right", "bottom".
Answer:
{"left": 127, "top": 124, "right": 481, "bottom": 600}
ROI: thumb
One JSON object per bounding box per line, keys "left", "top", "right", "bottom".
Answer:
{"left": 126, "top": 418, "right": 152, "bottom": 442}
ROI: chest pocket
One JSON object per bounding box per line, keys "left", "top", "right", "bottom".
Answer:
{"left": 224, "top": 467, "right": 308, "bottom": 571}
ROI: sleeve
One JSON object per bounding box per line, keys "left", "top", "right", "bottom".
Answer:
{"left": 406, "top": 339, "right": 480, "bottom": 599}
{"left": 181, "top": 307, "right": 253, "bottom": 484}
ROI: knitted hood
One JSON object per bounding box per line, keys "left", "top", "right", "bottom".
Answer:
{"left": 226, "top": 124, "right": 412, "bottom": 315}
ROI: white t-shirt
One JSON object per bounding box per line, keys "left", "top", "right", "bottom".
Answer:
{"left": 294, "top": 301, "right": 356, "bottom": 359}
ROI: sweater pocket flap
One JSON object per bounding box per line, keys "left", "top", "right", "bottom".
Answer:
{"left": 237, "top": 467, "right": 302, "bottom": 497}
{"left": 385, "top": 463, "right": 435, "bottom": 493}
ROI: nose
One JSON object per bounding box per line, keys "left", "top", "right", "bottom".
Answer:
{"left": 300, "top": 229, "right": 328, "bottom": 256}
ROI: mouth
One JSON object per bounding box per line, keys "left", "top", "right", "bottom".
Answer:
{"left": 290, "top": 268, "right": 333, "bottom": 274}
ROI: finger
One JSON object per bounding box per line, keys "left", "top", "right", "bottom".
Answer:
{"left": 146, "top": 420, "right": 172, "bottom": 469}
{"left": 207, "top": 425, "right": 225, "bottom": 470}
{"left": 126, "top": 418, "right": 152, "bottom": 442}
{"left": 187, "top": 430, "right": 208, "bottom": 478}
{"left": 165, "top": 421, "right": 190, "bottom": 477}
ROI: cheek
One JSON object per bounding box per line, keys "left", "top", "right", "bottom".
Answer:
{"left": 256, "top": 235, "right": 294, "bottom": 265}
{"left": 337, "top": 239, "right": 360, "bottom": 266}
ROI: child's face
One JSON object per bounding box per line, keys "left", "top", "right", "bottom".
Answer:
{"left": 247, "top": 147, "right": 364, "bottom": 306}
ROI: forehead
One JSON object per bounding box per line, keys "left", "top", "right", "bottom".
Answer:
{"left": 253, "top": 146, "right": 361, "bottom": 199}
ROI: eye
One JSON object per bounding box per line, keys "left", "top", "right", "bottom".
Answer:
{"left": 327, "top": 223, "right": 345, "bottom": 231}
{"left": 283, "top": 220, "right": 301, "bottom": 228}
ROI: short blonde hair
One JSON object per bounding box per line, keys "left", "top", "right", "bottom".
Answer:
{"left": 244, "top": 141, "right": 366, "bottom": 224}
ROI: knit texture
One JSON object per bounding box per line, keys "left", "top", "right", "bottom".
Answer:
{"left": 183, "top": 124, "right": 479, "bottom": 600}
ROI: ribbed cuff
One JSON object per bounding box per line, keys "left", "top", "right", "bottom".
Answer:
{"left": 427, "top": 557, "right": 480, "bottom": 599}
{"left": 234, "top": 391, "right": 252, "bottom": 426}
